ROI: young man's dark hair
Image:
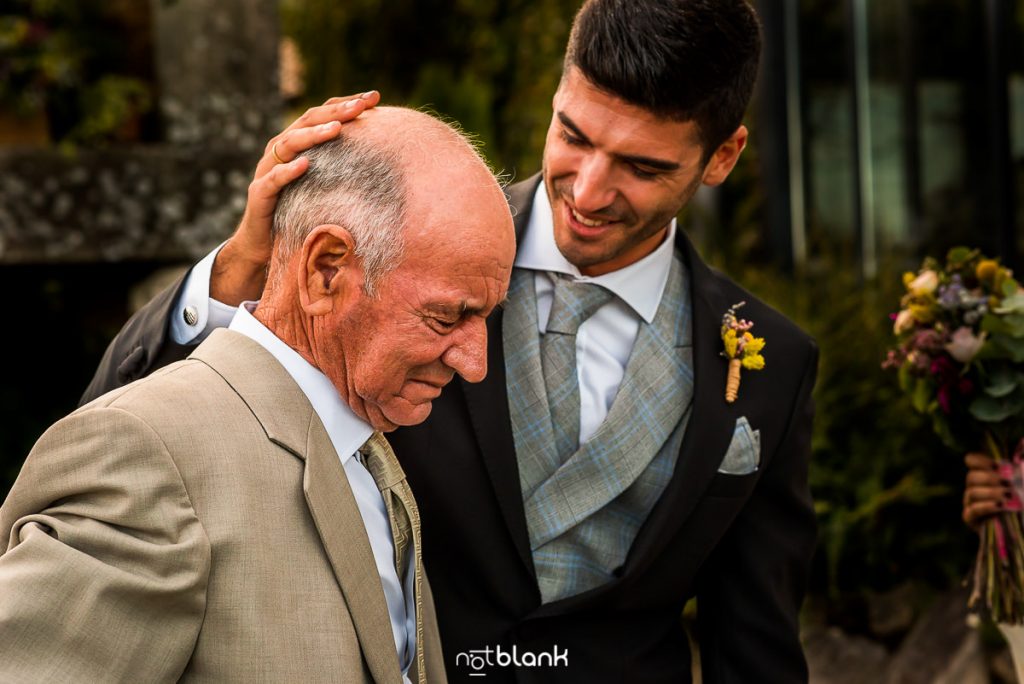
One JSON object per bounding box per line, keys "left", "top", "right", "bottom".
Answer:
{"left": 564, "top": 0, "right": 762, "bottom": 161}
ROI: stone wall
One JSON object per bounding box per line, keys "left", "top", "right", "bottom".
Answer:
{"left": 0, "top": 148, "right": 255, "bottom": 263}
{"left": 0, "top": 0, "right": 282, "bottom": 264}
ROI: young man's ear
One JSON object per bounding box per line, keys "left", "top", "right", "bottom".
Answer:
{"left": 298, "top": 225, "right": 362, "bottom": 316}
{"left": 701, "top": 125, "right": 748, "bottom": 187}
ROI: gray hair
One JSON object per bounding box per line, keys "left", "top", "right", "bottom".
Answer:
{"left": 271, "top": 134, "right": 406, "bottom": 295}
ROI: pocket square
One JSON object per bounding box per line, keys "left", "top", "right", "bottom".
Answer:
{"left": 718, "top": 416, "right": 761, "bottom": 475}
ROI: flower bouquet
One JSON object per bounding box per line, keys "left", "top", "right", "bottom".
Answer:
{"left": 885, "top": 246, "right": 1024, "bottom": 623}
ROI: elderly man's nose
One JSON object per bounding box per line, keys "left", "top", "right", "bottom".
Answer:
{"left": 444, "top": 319, "right": 488, "bottom": 383}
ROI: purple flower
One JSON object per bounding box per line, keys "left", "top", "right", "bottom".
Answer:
{"left": 939, "top": 282, "right": 963, "bottom": 309}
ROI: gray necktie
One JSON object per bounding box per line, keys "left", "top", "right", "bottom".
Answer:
{"left": 541, "top": 276, "right": 613, "bottom": 462}
{"left": 360, "top": 431, "right": 426, "bottom": 684}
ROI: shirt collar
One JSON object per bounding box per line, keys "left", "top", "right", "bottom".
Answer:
{"left": 514, "top": 182, "right": 675, "bottom": 323}
{"left": 228, "top": 302, "right": 372, "bottom": 463}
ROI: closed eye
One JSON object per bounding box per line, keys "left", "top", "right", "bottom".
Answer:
{"left": 560, "top": 129, "right": 587, "bottom": 147}
{"left": 432, "top": 317, "right": 458, "bottom": 332}
{"left": 630, "top": 165, "right": 659, "bottom": 180}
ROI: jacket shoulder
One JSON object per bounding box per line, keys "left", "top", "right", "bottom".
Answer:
{"left": 77, "top": 358, "right": 236, "bottom": 435}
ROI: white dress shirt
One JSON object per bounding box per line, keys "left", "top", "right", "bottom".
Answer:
{"left": 173, "top": 181, "right": 676, "bottom": 446}
{"left": 517, "top": 184, "right": 676, "bottom": 443}
{"left": 171, "top": 243, "right": 236, "bottom": 346}
{"left": 228, "top": 303, "right": 416, "bottom": 682}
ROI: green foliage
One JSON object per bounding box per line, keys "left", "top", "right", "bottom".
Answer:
{"left": 0, "top": 0, "right": 153, "bottom": 145}
{"left": 280, "top": 0, "right": 579, "bottom": 174}
{"left": 60, "top": 75, "right": 150, "bottom": 146}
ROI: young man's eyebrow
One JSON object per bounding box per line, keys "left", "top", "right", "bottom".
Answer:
{"left": 557, "top": 112, "right": 681, "bottom": 172}
{"left": 558, "top": 112, "right": 592, "bottom": 145}
{"left": 616, "top": 152, "right": 681, "bottom": 172}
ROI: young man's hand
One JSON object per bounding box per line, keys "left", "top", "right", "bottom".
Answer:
{"left": 212, "top": 91, "right": 382, "bottom": 305}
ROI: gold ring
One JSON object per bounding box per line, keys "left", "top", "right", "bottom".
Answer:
{"left": 271, "top": 141, "right": 286, "bottom": 165}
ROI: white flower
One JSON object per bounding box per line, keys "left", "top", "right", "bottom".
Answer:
{"left": 910, "top": 270, "right": 939, "bottom": 295}
{"left": 893, "top": 309, "right": 915, "bottom": 334}
{"left": 945, "top": 326, "right": 987, "bottom": 363}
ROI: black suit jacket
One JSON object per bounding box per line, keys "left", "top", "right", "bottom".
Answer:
{"left": 83, "top": 176, "right": 819, "bottom": 684}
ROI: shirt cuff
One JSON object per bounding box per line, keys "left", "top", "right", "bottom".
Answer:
{"left": 170, "top": 241, "right": 237, "bottom": 345}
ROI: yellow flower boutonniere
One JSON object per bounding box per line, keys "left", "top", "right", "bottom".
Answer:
{"left": 721, "top": 302, "right": 766, "bottom": 403}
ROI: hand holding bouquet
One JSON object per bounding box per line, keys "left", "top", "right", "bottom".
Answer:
{"left": 885, "top": 247, "right": 1024, "bottom": 622}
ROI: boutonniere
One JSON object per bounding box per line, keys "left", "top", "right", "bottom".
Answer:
{"left": 721, "top": 302, "right": 766, "bottom": 403}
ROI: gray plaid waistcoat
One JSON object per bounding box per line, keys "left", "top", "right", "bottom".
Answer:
{"left": 505, "top": 253, "right": 694, "bottom": 603}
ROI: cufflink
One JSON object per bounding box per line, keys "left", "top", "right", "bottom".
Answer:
{"left": 183, "top": 305, "right": 199, "bottom": 327}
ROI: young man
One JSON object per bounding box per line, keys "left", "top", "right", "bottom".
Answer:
{"left": 83, "top": 1, "right": 818, "bottom": 681}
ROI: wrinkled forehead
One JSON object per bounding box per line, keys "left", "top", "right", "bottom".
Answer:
{"left": 400, "top": 170, "right": 514, "bottom": 275}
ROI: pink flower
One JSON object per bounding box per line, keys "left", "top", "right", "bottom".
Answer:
{"left": 893, "top": 309, "right": 915, "bottom": 334}
{"left": 945, "top": 326, "right": 986, "bottom": 363}
{"left": 909, "top": 270, "right": 939, "bottom": 295}
{"left": 907, "top": 350, "right": 931, "bottom": 372}
{"left": 911, "top": 329, "right": 944, "bottom": 351}
{"left": 881, "top": 349, "right": 904, "bottom": 370}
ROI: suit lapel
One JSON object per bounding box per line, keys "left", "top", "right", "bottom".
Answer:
{"left": 303, "top": 426, "right": 403, "bottom": 683}
{"left": 191, "top": 329, "right": 402, "bottom": 683}
{"left": 458, "top": 177, "right": 541, "bottom": 579}
{"left": 620, "top": 232, "right": 738, "bottom": 574}
{"left": 504, "top": 267, "right": 558, "bottom": 501}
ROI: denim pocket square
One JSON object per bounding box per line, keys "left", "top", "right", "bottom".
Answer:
{"left": 718, "top": 416, "right": 761, "bottom": 475}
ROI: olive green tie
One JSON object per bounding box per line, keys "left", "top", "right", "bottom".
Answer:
{"left": 360, "top": 431, "right": 425, "bottom": 684}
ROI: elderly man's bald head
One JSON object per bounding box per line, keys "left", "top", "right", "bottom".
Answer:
{"left": 271, "top": 106, "right": 499, "bottom": 294}
{"left": 256, "top": 106, "right": 515, "bottom": 431}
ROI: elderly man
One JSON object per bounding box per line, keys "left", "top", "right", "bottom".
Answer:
{"left": 0, "top": 107, "right": 514, "bottom": 682}
{"left": 83, "top": 1, "right": 819, "bottom": 681}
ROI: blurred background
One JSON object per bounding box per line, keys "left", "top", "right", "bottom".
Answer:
{"left": 1, "top": 0, "right": 1023, "bottom": 680}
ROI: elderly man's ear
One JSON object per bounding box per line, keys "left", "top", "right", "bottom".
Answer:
{"left": 299, "top": 225, "right": 364, "bottom": 316}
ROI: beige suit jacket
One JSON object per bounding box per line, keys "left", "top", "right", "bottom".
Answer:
{"left": 0, "top": 329, "right": 446, "bottom": 682}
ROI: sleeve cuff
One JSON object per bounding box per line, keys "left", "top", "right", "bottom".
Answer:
{"left": 170, "top": 242, "right": 236, "bottom": 345}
